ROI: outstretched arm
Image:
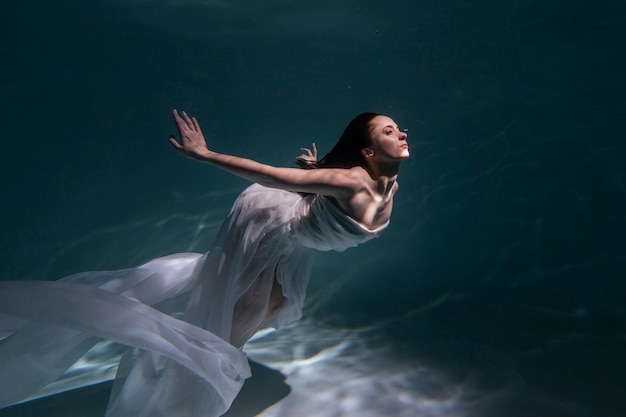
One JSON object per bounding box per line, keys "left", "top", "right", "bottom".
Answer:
{"left": 169, "top": 110, "right": 358, "bottom": 198}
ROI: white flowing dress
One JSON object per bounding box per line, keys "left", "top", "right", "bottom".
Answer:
{"left": 0, "top": 184, "right": 388, "bottom": 417}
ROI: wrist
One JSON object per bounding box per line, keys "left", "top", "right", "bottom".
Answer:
{"left": 196, "top": 149, "right": 217, "bottom": 162}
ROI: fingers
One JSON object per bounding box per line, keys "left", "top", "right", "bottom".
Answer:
{"left": 298, "top": 143, "right": 317, "bottom": 159}
{"left": 172, "top": 109, "right": 183, "bottom": 125}
{"left": 172, "top": 109, "right": 198, "bottom": 132}
{"left": 172, "top": 109, "right": 186, "bottom": 134}
{"left": 192, "top": 116, "right": 202, "bottom": 133}
{"left": 181, "top": 111, "right": 194, "bottom": 128}
{"left": 168, "top": 135, "right": 183, "bottom": 151}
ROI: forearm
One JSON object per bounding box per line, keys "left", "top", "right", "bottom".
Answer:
{"left": 195, "top": 149, "right": 303, "bottom": 190}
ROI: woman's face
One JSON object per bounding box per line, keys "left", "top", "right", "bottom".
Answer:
{"left": 366, "top": 115, "right": 410, "bottom": 161}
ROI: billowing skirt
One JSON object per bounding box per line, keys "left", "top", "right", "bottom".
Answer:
{"left": 0, "top": 185, "right": 316, "bottom": 416}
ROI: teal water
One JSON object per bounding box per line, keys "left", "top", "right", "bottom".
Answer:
{"left": 1, "top": 1, "right": 625, "bottom": 416}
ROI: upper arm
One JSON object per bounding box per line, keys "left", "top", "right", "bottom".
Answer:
{"left": 256, "top": 165, "right": 361, "bottom": 199}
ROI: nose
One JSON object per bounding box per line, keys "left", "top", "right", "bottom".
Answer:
{"left": 399, "top": 131, "right": 408, "bottom": 140}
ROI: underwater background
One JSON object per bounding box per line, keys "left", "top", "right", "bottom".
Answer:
{"left": 1, "top": 0, "right": 625, "bottom": 416}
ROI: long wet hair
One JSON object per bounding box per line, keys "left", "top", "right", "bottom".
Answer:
{"left": 301, "top": 112, "right": 381, "bottom": 169}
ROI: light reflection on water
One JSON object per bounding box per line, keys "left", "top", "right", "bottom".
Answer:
{"left": 245, "top": 321, "right": 487, "bottom": 417}
{"left": 17, "top": 318, "right": 496, "bottom": 417}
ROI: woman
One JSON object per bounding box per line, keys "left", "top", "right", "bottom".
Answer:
{"left": 0, "top": 111, "right": 409, "bottom": 417}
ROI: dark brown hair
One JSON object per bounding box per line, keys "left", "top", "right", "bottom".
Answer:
{"left": 302, "top": 112, "right": 381, "bottom": 169}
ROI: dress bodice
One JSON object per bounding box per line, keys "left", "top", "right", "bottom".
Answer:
{"left": 293, "top": 193, "right": 388, "bottom": 252}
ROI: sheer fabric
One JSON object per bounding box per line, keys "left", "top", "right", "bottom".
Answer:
{"left": 0, "top": 184, "right": 387, "bottom": 416}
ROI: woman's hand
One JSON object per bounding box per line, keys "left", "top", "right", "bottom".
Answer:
{"left": 169, "top": 110, "right": 213, "bottom": 159}
{"left": 296, "top": 143, "right": 318, "bottom": 169}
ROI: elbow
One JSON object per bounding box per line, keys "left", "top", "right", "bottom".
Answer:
{"left": 256, "top": 175, "right": 290, "bottom": 190}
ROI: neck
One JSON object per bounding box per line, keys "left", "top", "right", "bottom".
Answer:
{"left": 364, "top": 161, "right": 399, "bottom": 197}
{"left": 365, "top": 161, "right": 400, "bottom": 182}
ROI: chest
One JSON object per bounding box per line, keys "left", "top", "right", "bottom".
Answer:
{"left": 348, "top": 191, "right": 394, "bottom": 230}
